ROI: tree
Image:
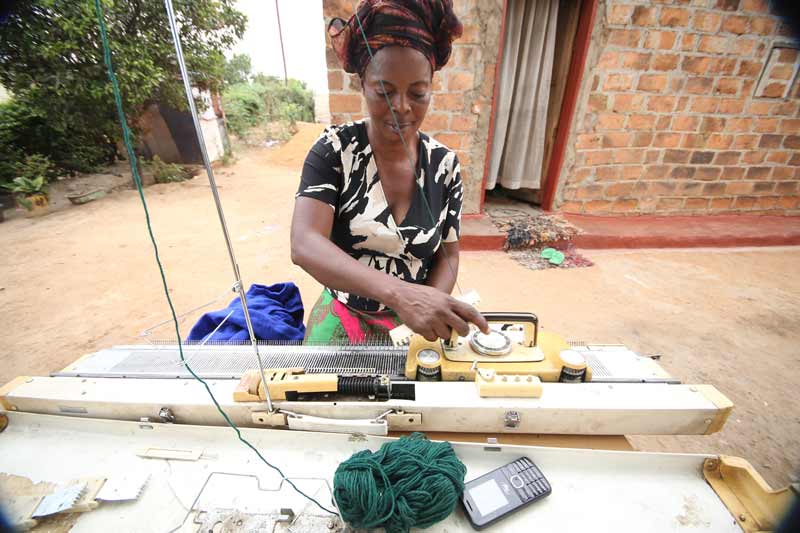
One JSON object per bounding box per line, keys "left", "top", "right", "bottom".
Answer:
{"left": 223, "top": 53, "right": 252, "bottom": 86}
{"left": 0, "top": 0, "right": 246, "bottom": 177}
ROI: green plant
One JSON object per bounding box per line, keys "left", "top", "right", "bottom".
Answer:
{"left": 221, "top": 76, "right": 315, "bottom": 138}
{"left": 149, "top": 156, "right": 190, "bottom": 184}
{"left": 223, "top": 53, "right": 252, "bottom": 86}
{"left": 0, "top": 0, "right": 246, "bottom": 181}
{"left": 1, "top": 175, "right": 47, "bottom": 196}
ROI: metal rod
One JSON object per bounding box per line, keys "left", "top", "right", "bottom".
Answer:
{"left": 275, "top": 0, "right": 289, "bottom": 85}
{"left": 163, "top": 0, "right": 274, "bottom": 413}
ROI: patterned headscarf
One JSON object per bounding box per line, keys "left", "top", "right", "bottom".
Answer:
{"left": 328, "top": 0, "right": 463, "bottom": 77}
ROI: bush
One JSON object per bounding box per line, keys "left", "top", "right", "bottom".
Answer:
{"left": 221, "top": 76, "right": 315, "bottom": 137}
{"left": 148, "top": 156, "right": 191, "bottom": 184}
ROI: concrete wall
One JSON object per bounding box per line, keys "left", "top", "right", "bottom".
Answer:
{"left": 322, "top": 0, "right": 504, "bottom": 214}
{"left": 558, "top": 0, "right": 800, "bottom": 216}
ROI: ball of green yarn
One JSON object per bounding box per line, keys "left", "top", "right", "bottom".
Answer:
{"left": 333, "top": 433, "right": 467, "bottom": 533}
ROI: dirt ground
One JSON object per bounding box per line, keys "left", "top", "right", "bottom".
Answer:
{"left": 2, "top": 123, "right": 798, "bottom": 488}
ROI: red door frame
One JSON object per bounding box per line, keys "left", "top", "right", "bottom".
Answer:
{"left": 478, "top": 0, "right": 599, "bottom": 213}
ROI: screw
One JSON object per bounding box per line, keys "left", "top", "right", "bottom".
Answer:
{"left": 328, "top": 519, "right": 337, "bottom": 530}
{"left": 739, "top": 514, "right": 747, "bottom": 522}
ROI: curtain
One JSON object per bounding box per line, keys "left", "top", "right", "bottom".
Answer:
{"left": 486, "top": 0, "right": 559, "bottom": 191}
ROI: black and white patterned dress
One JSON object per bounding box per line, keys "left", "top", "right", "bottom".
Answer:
{"left": 297, "top": 120, "right": 463, "bottom": 312}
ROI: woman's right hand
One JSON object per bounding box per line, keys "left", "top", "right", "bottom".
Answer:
{"left": 386, "top": 282, "right": 489, "bottom": 342}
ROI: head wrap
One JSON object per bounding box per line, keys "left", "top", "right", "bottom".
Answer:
{"left": 328, "top": 0, "right": 463, "bottom": 77}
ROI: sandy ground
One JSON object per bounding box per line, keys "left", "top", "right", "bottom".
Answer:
{"left": 2, "top": 123, "right": 798, "bottom": 488}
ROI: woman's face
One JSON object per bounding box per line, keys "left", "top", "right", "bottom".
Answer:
{"left": 362, "top": 46, "right": 432, "bottom": 145}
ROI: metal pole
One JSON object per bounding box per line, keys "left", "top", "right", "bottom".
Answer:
{"left": 163, "top": 0, "right": 274, "bottom": 413}
{"left": 275, "top": 0, "right": 289, "bottom": 85}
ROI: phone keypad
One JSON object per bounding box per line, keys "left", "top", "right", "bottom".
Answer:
{"left": 502, "top": 457, "right": 551, "bottom": 502}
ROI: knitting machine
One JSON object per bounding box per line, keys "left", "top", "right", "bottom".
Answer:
{"left": 2, "top": 309, "right": 731, "bottom": 438}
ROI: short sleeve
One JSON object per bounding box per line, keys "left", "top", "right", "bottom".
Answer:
{"left": 296, "top": 132, "right": 341, "bottom": 209}
{"left": 442, "top": 154, "right": 463, "bottom": 243}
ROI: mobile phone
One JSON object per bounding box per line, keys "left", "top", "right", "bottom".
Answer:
{"left": 461, "top": 456, "right": 551, "bottom": 530}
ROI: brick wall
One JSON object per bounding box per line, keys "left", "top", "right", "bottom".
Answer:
{"left": 558, "top": 0, "right": 800, "bottom": 216}
{"left": 322, "top": 0, "right": 503, "bottom": 214}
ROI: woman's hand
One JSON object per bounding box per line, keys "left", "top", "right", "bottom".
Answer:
{"left": 386, "top": 281, "right": 489, "bottom": 342}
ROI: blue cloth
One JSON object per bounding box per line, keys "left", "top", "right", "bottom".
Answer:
{"left": 188, "top": 283, "right": 305, "bottom": 342}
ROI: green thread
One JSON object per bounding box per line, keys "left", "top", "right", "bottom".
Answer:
{"left": 92, "top": 0, "right": 334, "bottom": 515}
{"left": 334, "top": 433, "right": 466, "bottom": 532}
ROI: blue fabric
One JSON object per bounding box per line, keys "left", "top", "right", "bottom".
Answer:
{"left": 188, "top": 283, "right": 305, "bottom": 342}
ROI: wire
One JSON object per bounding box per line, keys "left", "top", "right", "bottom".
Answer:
{"left": 353, "top": 9, "right": 464, "bottom": 297}
{"left": 92, "top": 0, "right": 336, "bottom": 516}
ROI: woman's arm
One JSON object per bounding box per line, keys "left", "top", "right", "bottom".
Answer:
{"left": 291, "top": 197, "right": 486, "bottom": 340}
{"left": 425, "top": 241, "right": 459, "bottom": 294}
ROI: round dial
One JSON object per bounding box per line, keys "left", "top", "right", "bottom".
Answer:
{"left": 417, "top": 348, "right": 441, "bottom": 365}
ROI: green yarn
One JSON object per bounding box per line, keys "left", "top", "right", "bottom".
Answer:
{"left": 334, "top": 433, "right": 467, "bottom": 533}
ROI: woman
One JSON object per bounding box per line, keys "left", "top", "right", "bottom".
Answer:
{"left": 291, "top": 0, "right": 487, "bottom": 343}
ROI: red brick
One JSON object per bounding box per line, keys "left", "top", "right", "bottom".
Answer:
{"left": 632, "top": 6, "right": 658, "bottom": 26}
{"left": 450, "top": 114, "right": 477, "bottom": 131}
{"left": 650, "top": 181, "right": 679, "bottom": 195}
{"left": 327, "top": 70, "right": 343, "bottom": 91}
{"left": 690, "top": 151, "right": 715, "bottom": 164}
{"left": 643, "top": 166, "right": 671, "bottom": 180}
{"left": 750, "top": 17, "right": 776, "bottom": 35}
{"left": 613, "top": 94, "right": 645, "bottom": 112}
{"left": 725, "top": 118, "right": 752, "bottom": 132}
{"left": 752, "top": 181, "right": 776, "bottom": 195}
{"left": 685, "top": 198, "right": 710, "bottom": 210}
{"left": 609, "top": 29, "right": 642, "bottom": 47}
{"left": 628, "top": 114, "right": 657, "bottom": 129}
{"left": 613, "top": 149, "right": 645, "bottom": 164}
{"left": 726, "top": 181, "right": 755, "bottom": 195}
{"left": 686, "top": 77, "right": 714, "bottom": 94}
{"left": 770, "top": 101, "right": 798, "bottom": 116}
{"left": 604, "top": 73, "right": 635, "bottom": 91}
{"left": 741, "top": 0, "right": 770, "bottom": 13}
{"left": 657, "top": 198, "right": 685, "bottom": 211}
{"left": 778, "top": 196, "right": 800, "bottom": 209}
{"left": 460, "top": 23, "right": 480, "bottom": 43}
{"left": 448, "top": 71, "right": 474, "bottom": 91}
{"left": 704, "top": 182, "right": 727, "bottom": 195}
{"left": 721, "top": 166, "right": 746, "bottom": 179}
{"left": 732, "top": 38, "right": 758, "bottom": 56}
{"left": 746, "top": 166, "right": 771, "bottom": 179}
{"left": 785, "top": 135, "right": 800, "bottom": 149}
{"left": 719, "top": 98, "right": 746, "bottom": 114}
{"left": 612, "top": 199, "right": 639, "bottom": 212}
{"left": 422, "top": 112, "right": 449, "bottom": 131}
{"left": 681, "top": 134, "right": 706, "bottom": 148}
{"left": 434, "top": 93, "right": 464, "bottom": 111}
{"left": 700, "top": 117, "right": 726, "bottom": 132}
{"left": 698, "top": 35, "right": 729, "bottom": 54}
{"left": 734, "top": 196, "right": 758, "bottom": 209}
{"left": 656, "top": 116, "right": 672, "bottom": 130}
{"left": 694, "top": 12, "right": 722, "bottom": 32}
{"left": 660, "top": 7, "right": 690, "bottom": 27}
{"left": 737, "top": 60, "right": 762, "bottom": 77}
{"left": 602, "top": 132, "right": 633, "bottom": 148}
{"left": 671, "top": 166, "right": 696, "bottom": 179}
{"left": 733, "top": 134, "right": 758, "bottom": 149}
{"left": 722, "top": 15, "right": 749, "bottom": 34}
{"left": 648, "top": 95, "right": 676, "bottom": 112}
{"left": 597, "top": 51, "right": 619, "bottom": 69}
{"left": 622, "top": 166, "right": 644, "bottom": 179}
{"left": 652, "top": 54, "right": 679, "bottom": 71}
{"left": 707, "top": 134, "right": 734, "bottom": 149}
{"left": 714, "top": 78, "right": 741, "bottom": 95}
{"left": 654, "top": 133, "right": 682, "bottom": 147}
{"left": 596, "top": 166, "right": 621, "bottom": 181}
{"left": 559, "top": 201, "right": 583, "bottom": 213}
{"left": 769, "top": 64, "right": 795, "bottom": 80}
{"left": 584, "top": 150, "right": 613, "bottom": 165}
{"left": 584, "top": 200, "right": 614, "bottom": 213}
{"left": 714, "top": 151, "right": 741, "bottom": 165}
{"left": 621, "top": 52, "right": 652, "bottom": 70}
{"left": 767, "top": 151, "right": 791, "bottom": 164}
{"left": 681, "top": 56, "right": 710, "bottom": 74}
{"left": 645, "top": 31, "right": 677, "bottom": 50}
{"left": 695, "top": 167, "right": 723, "bottom": 180}
{"left": 607, "top": 5, "right": 634, "bottom": 25}
{"left": 753, "top": 118, "right": 779, "bottom": 133}
{"left": 575, "top": 184, "right": 604, "bottom": 199}
{"left": 775, "top": 181, "right": 798, "bottom": 193}
{"left": 329, "top": 93, "right": 362, "bottom": 113}
{"left": 436, "top": 133, "right": 467, "bottom": 150}
{"left": 710, "top": 198, "right": 734, "bottom": 211}
{"left": 780, "top": 119, "right": 800, "bottom": 134}
{"left": 596, "top": 113, "right": 626, "bottom": 130}
{"left": 759, "top": 134, "right": 784, "bottom": 148}
{"left": 606, "top": 182, "right": 635, "bottom": 197}
{"left": 679, "top": 181, "right": 705, "bottom": 195}
{"left": 678, "top": 33, "right": 698, "bottom": 52}
{"left": 638, "top": 74, "right": 668, "bottom": 92}
{"left": 673, "top": 116, "right": 699, "bottom": 131}
{"left": 664, "top": 149, "right": 691, "bottom": 163}
{"left": 708, "top": 58, "right": 738, "bottom": 75}
{"left": 632, "top": 132, "right": 654, "bottom": 147}
{"left": 715, "top": 0, "right": 741, "bottom": 11}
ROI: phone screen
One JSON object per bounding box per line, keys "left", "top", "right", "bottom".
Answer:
{"left": 468, "top": 478, "right": 509, "bottom": 516}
